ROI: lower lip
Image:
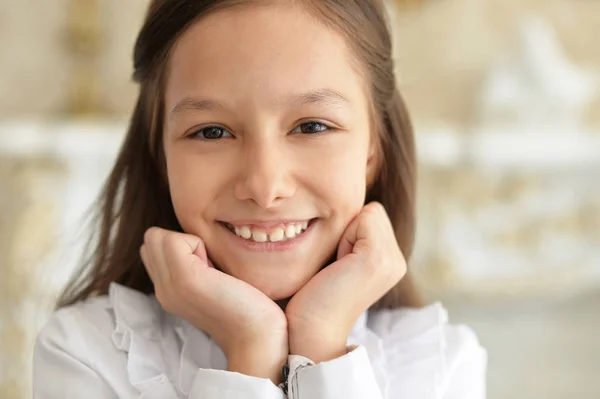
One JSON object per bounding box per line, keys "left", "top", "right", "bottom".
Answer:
{"left": 220, "top": 220, "right": 317, "bottom": 252}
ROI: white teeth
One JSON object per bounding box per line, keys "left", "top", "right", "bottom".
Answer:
{"left": 252, "top": 230, "right": 268, "bottom": 242}
{"left": 285, "top": 225, "right": 297, "bottom": 238}
{"left": 240, "top": 226, "right": 252, "bottom": 239}
{"left": 269, "top": 228, "right": 285, "bottom": 242}
{"left": 230, "top": 221, "right": 312, "bottom": 243}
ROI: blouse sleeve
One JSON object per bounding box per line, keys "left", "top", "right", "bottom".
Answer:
{"left": 185, "top": 369, "right": 286, "bottom": 398}
{"left": 282, "top": 303, "right": 487, "bottom": 399}
{"left": 284, "top": 345, "right": 384, "bottom": 399}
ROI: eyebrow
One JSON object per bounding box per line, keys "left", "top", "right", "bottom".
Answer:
{"left": 282, "top": 88, "right": 350, "bottom": 108}
{"left": 170, "top": 88, "right": 350, "bottom": 117}
{"left": 171, "top": 98, "right": 225, "bottom": 115}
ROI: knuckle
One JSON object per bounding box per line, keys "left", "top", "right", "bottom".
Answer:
{"left": 362, "top": 203, "right": 386, "bottom": 226}
{"left": 372, "top": 201, "right": 385, "bottom": 210}
{"left": 163, "top": 232, "right": 181, "bottom": 252}
{"left": 144, "top": 226, "right": 161, "bottom": 243}
{"left": 366, "top": 201, "right": 385, "bottom": 214}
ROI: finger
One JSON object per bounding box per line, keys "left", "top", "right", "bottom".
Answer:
{"left": 192, "top": 238, "right": 216, "bottom": 268}
{"left": 186, "top": 233, "right": 208, "bottom": 262}
{"left": 162, "top": 233, "right": 206, "bottom": 287}
{"left": 165, "top": 231, "right": 210, "bottom": 264}
{"left": 337, "top": 204, "right": 378, "bottom": 260}
{"left": 366, "top": 201, "right": 394, "bottom": 237}
{"left": 337, "top": 213, "right": 360, "bottom": 260}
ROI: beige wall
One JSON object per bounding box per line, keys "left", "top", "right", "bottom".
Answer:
{"left": 391, "top": 0, "right": 600, "bottom": 129}
{"left": 0, "top": 0, "right": 148, "bottom": 118}
{"left": 1, "top": 0, "right": 598, "bottom": 126}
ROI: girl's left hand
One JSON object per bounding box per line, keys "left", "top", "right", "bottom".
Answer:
{"left": 285, "top": 202, "right": 407, "bottom": 363}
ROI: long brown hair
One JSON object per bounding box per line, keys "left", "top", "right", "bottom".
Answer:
{"left": 58, "top": 0, "right": 421, "bottom": 309}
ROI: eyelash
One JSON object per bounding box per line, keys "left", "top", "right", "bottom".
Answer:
{"left": 187, "top": 121, "right": 334, "bottom": 140}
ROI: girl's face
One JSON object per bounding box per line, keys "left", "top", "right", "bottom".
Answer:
{"left": 163, "top": 3, "right": 377, "bottom": 300}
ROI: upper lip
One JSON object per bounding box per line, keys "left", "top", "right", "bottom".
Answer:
{"left": 220, "top": 219, "right": 314, "bottom": 228}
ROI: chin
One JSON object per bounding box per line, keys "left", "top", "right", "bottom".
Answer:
{"left": 240, "top": 271, "right": 312, "bottom": 301}
{"left": 262, "top": 284, "right": 302, "bottom": 301}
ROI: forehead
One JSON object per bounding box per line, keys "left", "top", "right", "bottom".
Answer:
{"left": 164, "top": 3, "right": 369, "bottom": 110}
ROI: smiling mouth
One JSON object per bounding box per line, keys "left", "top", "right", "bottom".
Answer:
{"left": 220, "top": 219, "right": 315, "bottom": 243}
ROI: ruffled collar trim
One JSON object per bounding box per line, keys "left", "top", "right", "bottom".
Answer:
{"left": 109, "top": 283, "right": 181, "bottom": 398}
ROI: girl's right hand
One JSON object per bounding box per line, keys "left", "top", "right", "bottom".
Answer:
{"left": 140, "top": 227, "right": 288, "bottom": 383}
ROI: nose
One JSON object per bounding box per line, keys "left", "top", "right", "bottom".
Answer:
{"left": 234, "top": 138, "right": 296, "bottom": 208}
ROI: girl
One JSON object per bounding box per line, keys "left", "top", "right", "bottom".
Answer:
{"left": 34, "top": 1, "right": 487, "bottom": 398}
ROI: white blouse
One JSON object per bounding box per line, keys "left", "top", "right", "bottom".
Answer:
{"left": 33, "top": 283, "right": 487, "bottom": 398}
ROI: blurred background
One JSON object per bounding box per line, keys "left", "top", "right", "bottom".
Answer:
{"left": 0, "top": 0, "right": 599, "bottom": 398}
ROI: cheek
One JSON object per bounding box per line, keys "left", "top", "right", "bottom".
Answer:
{"left": 164, "top": 148, "right": 221, "bottom": 232}
{"left": 306, "top": 135, "right": 370, "bottom": 215}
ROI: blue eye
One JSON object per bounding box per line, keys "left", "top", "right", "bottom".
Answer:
{"left": 189, "top": 126, "right": 233, "bottom": 140}
{"left": 292, "top": 121, "right": 331, "bottom": 134}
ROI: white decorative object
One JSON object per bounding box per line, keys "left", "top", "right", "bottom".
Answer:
{"left": 479, "top": 15, "right": 598, "bottom": 131}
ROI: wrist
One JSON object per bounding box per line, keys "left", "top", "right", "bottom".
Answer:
{"left": 226, "top": 338, "right": 288, "bottom": 385}
{"left": 289, "top": 325, "right": 348, "bottom": 364}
